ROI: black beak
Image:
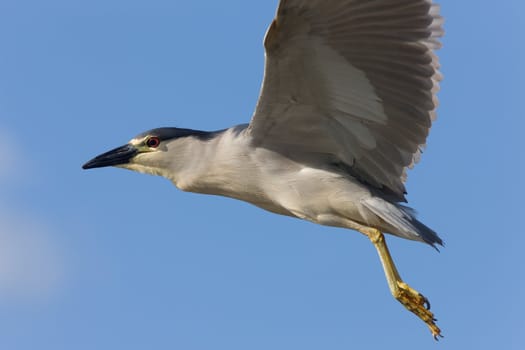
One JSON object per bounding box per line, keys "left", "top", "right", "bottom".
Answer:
{"left": 82, "top": 144, "right": 138, "bottom": 170}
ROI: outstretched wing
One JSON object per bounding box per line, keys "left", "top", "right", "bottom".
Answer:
{"left": 248, "top": 0, "right": 443, "bottom": 201}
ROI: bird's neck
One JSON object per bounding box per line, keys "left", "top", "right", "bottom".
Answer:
{"left": 168, "top": 124, "right": 254, "bottom": 197}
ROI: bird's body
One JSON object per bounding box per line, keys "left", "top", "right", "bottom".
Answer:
{"left": 84, "top": 0, "right": 445, "bottom": 339}
{"left": 129, "top": 124, "right": 439, "bottom": 246}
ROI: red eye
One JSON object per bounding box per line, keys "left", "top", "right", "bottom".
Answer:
{"left": 146, "top": 136, "right": 160, "bottom": 148}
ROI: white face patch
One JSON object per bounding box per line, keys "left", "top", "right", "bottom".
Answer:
{"left": 129, "top": 137, "right": 147, "bottom": 146}
{"left": 117, "top": 157, "right": 166, "bottom": 177}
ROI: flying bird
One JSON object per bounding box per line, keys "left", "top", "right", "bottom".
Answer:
{"left": 83, "top": 0, "right": 444, "bottom": 339}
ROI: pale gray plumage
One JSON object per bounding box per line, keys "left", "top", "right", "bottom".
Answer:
{"left": 83, "top": 0, "right": 445, "bottom": 338}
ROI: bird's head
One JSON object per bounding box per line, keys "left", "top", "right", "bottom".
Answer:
{"left": 82, "top": 127, "right": 215, "bottom": 178}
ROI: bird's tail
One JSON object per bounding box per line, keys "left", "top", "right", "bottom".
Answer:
{"left": 363, "top": 197, "right": 443, "bottom": 249}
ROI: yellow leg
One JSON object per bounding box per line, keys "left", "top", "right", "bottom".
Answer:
{"left": 363, "top": 228, "right": 442, "bottom": 340}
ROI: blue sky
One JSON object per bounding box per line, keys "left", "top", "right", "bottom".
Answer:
{"left": 0, "top": 1, "right": 523, "bottom": 349}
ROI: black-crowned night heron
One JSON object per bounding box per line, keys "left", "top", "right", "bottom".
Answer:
{"left": 83, "top": 0, "right": 444, "bottom": 339}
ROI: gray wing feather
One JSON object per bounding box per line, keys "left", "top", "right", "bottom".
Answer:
{"left": 248, "top": 0, "right": 443, "bottom": 201}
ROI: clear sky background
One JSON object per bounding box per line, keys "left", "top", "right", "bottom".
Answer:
{"left": 0, "top": 1, "right": 523, "bottom": 349}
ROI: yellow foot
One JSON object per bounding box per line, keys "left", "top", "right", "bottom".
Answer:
{"left": 394, "top": 281, "right": 442, "bottom": 340}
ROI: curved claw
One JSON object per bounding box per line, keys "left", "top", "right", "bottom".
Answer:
{"left": 421, "top": 294, "right": 431, "bottom": 310}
